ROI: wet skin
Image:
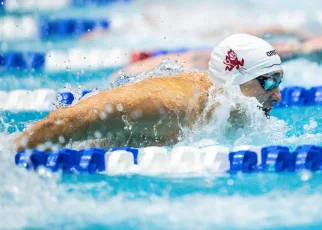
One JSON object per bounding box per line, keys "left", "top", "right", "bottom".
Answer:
{"left": 239, "top": 70, "right": 283, "bottom": 115}
{"left": 15, "top": 72, "right": 212, "bottom": 151}
{"left": 15, "top": 70, "right": 283, "bottom": 151}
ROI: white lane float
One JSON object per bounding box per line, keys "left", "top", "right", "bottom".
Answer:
{"left": 199, "top": 145, "right": 230, "bottom": 172}
{"left": 0, "top": 89, "right": 56, "bottom": 111}
{"left": 137, "top": 146, "right": 169, "bottom": 174}
{"left": 169, "top": 146, "right": 200, "bottom": 173}
{"left": 105, "top": 150, "right": 134, "bottom": 175}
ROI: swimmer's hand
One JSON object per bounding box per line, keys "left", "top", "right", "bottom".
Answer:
{"left": 14, "top": 72, "right": 211, "bottom": 151}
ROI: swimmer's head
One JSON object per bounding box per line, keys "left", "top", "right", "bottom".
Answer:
{"left": 208, "top": 34, "right": 283, "bottom": 116}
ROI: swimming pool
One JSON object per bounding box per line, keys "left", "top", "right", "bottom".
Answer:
{"left": 1, "top": 0, "right": 322, "bottom": 229}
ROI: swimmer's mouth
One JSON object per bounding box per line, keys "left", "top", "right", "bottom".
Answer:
{"left": 263, "top": 107, "right": 272, "bottom": 118}
{"left": 257, "top": 106, "right": 272, "bottom": 118}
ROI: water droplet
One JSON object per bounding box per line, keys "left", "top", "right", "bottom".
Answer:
{"left": 55, "top": 119, "right": 62, "bottom": 125}
{"left": 99, "top": 111, "right": 107, "bottom": 120}
{"left": 94, "top": 131, "right": 102, "bottom": 139}
{"left": 105, "top": 104, "right": 113, "bottom": 113}
{"left": 227, "top": 179, "right": 234, "bottom": 186}
{"left": 309, "top": 119, "right": 317, "bottom": 129}
{"left": 58, "top": 136, "right": 65, "bottom": 144}
{"left": 300, "top": 170, "right": 312, "bottom": 181}
{"left": 116, "top": 104, "right": 124, "bottom": 112}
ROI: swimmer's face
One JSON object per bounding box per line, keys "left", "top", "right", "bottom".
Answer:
{"left": 239, "top": 70, "right": 283, "bottom": 116}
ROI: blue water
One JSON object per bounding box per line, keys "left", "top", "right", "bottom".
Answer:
{"left": 1, "top": 0, "right": 322, "bottom": 229}
{"left": 1, "top": 106, "right": 322, "bottom": 229}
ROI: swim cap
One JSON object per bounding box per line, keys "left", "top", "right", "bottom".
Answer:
{"left": 208, "top": 34, "right": 282, "bottom": 85}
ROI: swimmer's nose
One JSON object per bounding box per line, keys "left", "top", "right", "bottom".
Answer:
{"left": 271, "top": 87, "right": 282, "bottom": 103}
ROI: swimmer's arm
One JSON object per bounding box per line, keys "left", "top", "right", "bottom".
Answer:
{"left": 14, "top": 75, "right": 199, "bottom": 151}
{"left": 15, "top": 73, "right": 211, "bottom": 151}
{"left": 14, "top": 105, "right": 93, "bottom": 151}
{"left": 14, "top": 86, "right": 150, "bottom": 151}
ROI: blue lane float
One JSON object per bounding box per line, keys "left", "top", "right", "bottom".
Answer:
{"left": 260, "top": 146, "right": 293, "bottom": 172}
{"left": 15, "top": 149, "right": 48, "bottom": 170}
{"left": 72, "top": 0, "right": 132, "bottom": 6}
{"left": 0, "top": 52, "right": 45, "bottom": 70}
{"left": 229, "top": 150, "right": 257, "bottom": 173}
{"left": 57, "top": 89, "right": 95, "bottom": 106}
{"left": 46, "top": 149, "right": 82, "bottom": 172}
{"left": 15, "top": 145, "right": 322, "bottom": 174}
{"left": 273, "top": 86, "right": 322, "bottom": 108}
{"left": 274, "top": 86, "right": 322, "bottom": 107}
{"left": 40, "top": 18, "right": 110, "bottom": 38}
{"left": 58, "top": 92, "right": 75, "bottom": 105}
{"left": 0, "top": 0, "right": 5, "bottom": 10}
{"left": 293, "top": 145, "right": 322, "bottom": 171}
{"left": 78, "top": 148, "right": 106, "bottom": 174}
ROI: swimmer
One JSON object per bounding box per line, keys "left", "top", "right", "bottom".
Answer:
{"left": 15, "top": 34, "right": 283, "bottom": 151}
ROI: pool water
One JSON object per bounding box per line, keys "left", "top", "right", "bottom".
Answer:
{"left": 1, "top": 106, "right": 322, "bottom": 229}
{"left": 1, "top": 0, "right": 322, "bottom": 229}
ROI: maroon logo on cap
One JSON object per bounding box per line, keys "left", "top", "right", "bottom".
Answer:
{"left": 223, "top": 49, "right": 246, "bottom": 74}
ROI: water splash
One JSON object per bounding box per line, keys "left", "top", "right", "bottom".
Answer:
{"left": 54, "top": 84, "right": 99, "bottom": 109}
{"left": 180, "top": 82, "right": 291, "bottom": 147}
{"left": 109, "top": 58, "right": 184, "bottom": 89}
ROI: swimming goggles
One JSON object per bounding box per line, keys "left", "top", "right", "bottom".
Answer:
{"left": 256, "top": 72, "right": 283, "bottom": 91}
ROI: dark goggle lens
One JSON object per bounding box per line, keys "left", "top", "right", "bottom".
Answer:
{"left": 257, "top": 75, "right": 282, "bottom": 91}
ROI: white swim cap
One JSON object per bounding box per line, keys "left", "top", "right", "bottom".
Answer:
{"left": 208, "top": 34, "right": 282, "bottom": 85}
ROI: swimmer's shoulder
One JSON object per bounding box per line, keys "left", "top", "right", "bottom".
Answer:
{"left": 149, "top": 71, "right": 213, "bottom": 91}
{"left": 101, "top": 71, "right": 213, "bottom": 98}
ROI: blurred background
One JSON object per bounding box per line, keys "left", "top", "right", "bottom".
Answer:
{"left": 1, "top": 0, "right": 322, "bottom": 129}
{"left": 0, "top": 0, "right": 322, "bottom": 92}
